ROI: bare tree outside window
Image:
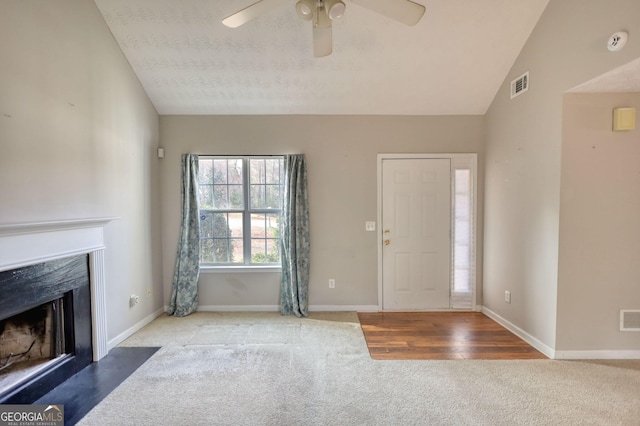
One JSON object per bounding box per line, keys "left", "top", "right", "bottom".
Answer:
{"left": 199, "top": 156, "right": 284, "bottom": 266}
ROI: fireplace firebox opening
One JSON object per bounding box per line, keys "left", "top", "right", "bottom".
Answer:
{"left": 0, "top": 294, "right": 73, "bottom": 395}
{"left": 0, "top": 255, "right": 92, "bottom": 403}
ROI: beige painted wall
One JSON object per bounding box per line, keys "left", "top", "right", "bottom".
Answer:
{"left": 558, "top": 93, "right": 640, "bottom": 351}
{"left": 484, "top": 0, "right": 640, "bottom": 351}
{"left": 0, "top": 1, "right": 162, "bottom": 342}
{"left": 160, "top": 115, "right": 484, "bottom": 309}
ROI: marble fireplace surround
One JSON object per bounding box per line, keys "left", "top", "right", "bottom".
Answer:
{"left": 0, "top": 218, "right": 115, "bottom": 362}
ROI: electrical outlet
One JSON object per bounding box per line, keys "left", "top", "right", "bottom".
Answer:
{"left": 329, "top": 279, "right": 336, "bottom": 289}
{"left": 146, "top": 287, "right": 152, "bottom": 296}
{"left": 505, "top": 291, "right": 511, "bottom": 304}
{"left": 129, "top": 294, "right": 140, "bottom": 307}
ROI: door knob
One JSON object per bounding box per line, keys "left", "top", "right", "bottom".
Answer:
{"left": 384, "top": 239, "right": 390, "bottom": 245}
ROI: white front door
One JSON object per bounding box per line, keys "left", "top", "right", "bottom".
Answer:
{"left": 381, "top": 158, "right": 451, "bottom": 310}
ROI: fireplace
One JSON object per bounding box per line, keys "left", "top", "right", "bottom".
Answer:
{"left": 0, "top": 255, "right": 92, "bottom": 402}
{"left": 0, "top": 219, "right": 113, "bottom": 403}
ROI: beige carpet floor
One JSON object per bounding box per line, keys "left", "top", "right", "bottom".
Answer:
{"left": 78, "top": 312, "right": 640, "bottom": 425}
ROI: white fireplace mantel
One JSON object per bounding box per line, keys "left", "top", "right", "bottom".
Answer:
{"left": 0, "top": 217, "right": 118, "bottom": 361}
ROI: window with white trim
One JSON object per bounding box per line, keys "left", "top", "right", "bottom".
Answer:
{"left": 198, "top": 156, "right": 284, "bottom": 266}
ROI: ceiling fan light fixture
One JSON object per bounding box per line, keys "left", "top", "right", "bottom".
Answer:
{"left": 223, "top": 0, "right": 426, "bottom": 57}
{"left": 325, "top": 0, "right": 345, "bottom": 20}
{"left": 295, "top": 0, "right": 315, "bottom": 21}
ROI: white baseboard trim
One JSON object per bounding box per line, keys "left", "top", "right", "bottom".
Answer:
{"left": 108, "top": 307, "right": 165, "bottom": 351}
{"left": 554, "top": 350, "right": 640, "bottom": 360}
{"left": 481, "top": 306, "right": 556, "bottom": 359}
{"left": 309, "top": 305, "right": 379, "bottom": 312}
{"left": 197, "top": 305, "right": 279, "bottom": 312}
{"left": 112, "top": 304, "right": 639, "bottom": 360}
{"left": 195, "top": 304, "right": 379, "bottom": 312}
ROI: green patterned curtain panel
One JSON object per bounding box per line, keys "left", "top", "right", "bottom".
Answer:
{"left": 280, "top": 154, "right": 310, "bottom": 317}
{"left": 168, "top": 154, "right": 201, "bottom": 317}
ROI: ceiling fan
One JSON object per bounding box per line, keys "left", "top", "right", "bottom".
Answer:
{"left": 222, "top": 0, "right": 426, "bottom": 57}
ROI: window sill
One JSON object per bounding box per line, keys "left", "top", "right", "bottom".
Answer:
{"left": 200, "top": 265, "right": 282, "bottom": 274}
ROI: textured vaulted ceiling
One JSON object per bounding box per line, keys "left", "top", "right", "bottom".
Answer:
{"left": 93, "top": 0, "right": 550, "bottom": 115}
{"left": 570, "top": 57, "right": 640, "bottom": 93}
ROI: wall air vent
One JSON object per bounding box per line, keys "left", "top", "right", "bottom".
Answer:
{"left": 510, "top": 72, "right": 529, "bottom": 99}
{"left": 620, "top": 310, "right": 640, "bottom": 331}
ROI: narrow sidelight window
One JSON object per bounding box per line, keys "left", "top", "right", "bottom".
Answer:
{"left": 451, "top": 158, "right": 476, "bottom": 309}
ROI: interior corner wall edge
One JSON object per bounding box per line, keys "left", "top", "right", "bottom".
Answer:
{"left": 483, "top": 0, "right": 640, "bottom": 352}
{"left": 0, "top": 0, "right": 162, "bottom": 343}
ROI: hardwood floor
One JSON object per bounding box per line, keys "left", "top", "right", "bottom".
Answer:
{"left": 358, "top": 312, "right": 547, "bottom": 360}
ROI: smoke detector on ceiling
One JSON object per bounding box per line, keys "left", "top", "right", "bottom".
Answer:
{"left": 607, "top": 31, "right": 628, "bottom": 52}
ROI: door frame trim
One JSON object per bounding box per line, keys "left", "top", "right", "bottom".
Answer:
{"left": 377, "top": 153, "right": 478, "bottom": 311}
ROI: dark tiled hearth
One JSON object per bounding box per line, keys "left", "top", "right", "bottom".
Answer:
{"left": 35, "top": 347, "right": 160, "bottom": 426}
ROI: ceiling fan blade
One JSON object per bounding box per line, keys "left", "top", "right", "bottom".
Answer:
{"left": 349, "top": 0, "right": 425, "bottom": 26}
{"left": 313, "top": 25, "right": 333, "bottom": 57}
{"left": 222, "top": 0, "right": 289, "bottom": 28}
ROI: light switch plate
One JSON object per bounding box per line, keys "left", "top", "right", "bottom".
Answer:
{"left": 365, "top": 221, "right": 376, "bottom": 231}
